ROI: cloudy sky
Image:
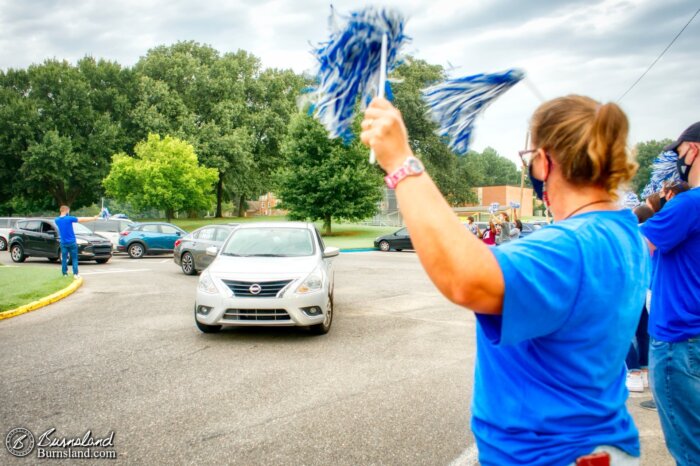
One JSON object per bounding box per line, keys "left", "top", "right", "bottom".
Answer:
{"left": 0, "top": 0, "right": 698, "bottom": 163}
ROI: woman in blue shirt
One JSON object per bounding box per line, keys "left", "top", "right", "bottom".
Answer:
{"left": 360, "top": 95, "right": 650, "bottom": 465}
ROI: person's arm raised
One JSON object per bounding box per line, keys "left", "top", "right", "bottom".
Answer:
{"left": 361, "top": 98, "right": 504, "bottom": 315}
{"left": 77, "top": 215, "right": 99, "bottom": 223}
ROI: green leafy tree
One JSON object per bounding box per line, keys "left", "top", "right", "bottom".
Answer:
{"left": 103, "top": 134, "right": 218, "bottom": 221}
{"left": 391, "top": 58, "right": 477, "bottom": 205}
{"left": 632, "top": 139, "right": 674, "bottom": 195}
{"left": 276, "top": 114, "right": 383, "bottom": 234}
{"left": 0, "top": 58, "right": 134, "bottom": 211}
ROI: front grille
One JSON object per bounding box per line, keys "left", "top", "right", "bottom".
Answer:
{"left": 221, "top": 279, "right": 293, "bottom": 298}
{"left": 223, "top": 309, "right": 291, "bottom": 321}
{"left": 93, "top": 245, "right": 112, "bottom": 254}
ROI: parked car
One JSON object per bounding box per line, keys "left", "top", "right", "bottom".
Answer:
{"left": 9, "top": 219, "right": 113, "bottom": 263}
{"left": 374, "top": 227, "right": 413, "bottom": 252}
{"left": 83, "top": 218, "right": 136, "bottom": 251}
{"left": 174, "top": 224, "right": 238, "bottom": 275}
{"left": 117, "top": 222, "right": 187, "bottom": 258}
{"left": 0, "top": 217, "right": 26, "bottom": 251}
{"left": 194, "top": 222, "right": 338, "bottom": 335}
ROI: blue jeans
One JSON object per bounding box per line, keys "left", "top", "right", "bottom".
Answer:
{"left": 649, "top": 336, "right": 700, "bottom": 465}
{"left": 625, "top": 306, "right": 649, "bottom": 370}
{"left": 60, "top": 242, "right": 79, "bottom": 276}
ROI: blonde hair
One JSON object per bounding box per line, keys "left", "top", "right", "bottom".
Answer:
{"left": 60, "top": 205, "right": 70, "bottom": 214}
{"left": 530, "top": 95, "right": 636, "bottom": 200}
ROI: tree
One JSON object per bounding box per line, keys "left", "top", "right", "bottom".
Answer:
{"left": 632, "top": 139, "right": 673, "bottom": 195}
{"left": 103, "top": 134, "right": 218, "bottom": 221}
{"left": 276, "top": 113, "right": 383, "bottom": 234}
{"left": 390, "top": 58, "right": 478, "bottom": 205}
{"left": 0, "top": 58, "right": 134, "bottom": 211}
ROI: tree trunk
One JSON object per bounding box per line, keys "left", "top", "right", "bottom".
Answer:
{"left": 166, "top": 208, "right": 174, "bottom": 222}
{"left": 323, "top": 215, "right": 331, "bottom": 235}
{"left": 237, "top": 195, "right": 245, "bottom": 218}
{"left": 215, "top": 172, "right": 223, "bottom": 218}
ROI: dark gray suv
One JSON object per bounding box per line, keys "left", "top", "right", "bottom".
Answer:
{"left": 9, "top": 219, "right": 113, "bottom": 264}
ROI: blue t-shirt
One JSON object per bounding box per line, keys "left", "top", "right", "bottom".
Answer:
{"left": 473, "top": 210, "right": 650, "bottom": 466}
{"left": 54, "top": 215, "right": 78, "bottom": 244}
{"left": 640, "top": 187, "right": 700, "bottom": 342}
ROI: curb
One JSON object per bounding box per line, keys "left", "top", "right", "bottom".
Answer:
{"left": 0, "top": 277, "right": 84, "bottom": 321}
{"left": 339, "top": 247, "right": 377, "bottom": 253}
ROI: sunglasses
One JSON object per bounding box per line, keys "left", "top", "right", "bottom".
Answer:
{"left": 518, "top": 149, "right": 539, "bottom": 168}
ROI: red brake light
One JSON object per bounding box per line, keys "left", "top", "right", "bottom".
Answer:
{"left": 120, "top": 231, "right": 129, "bottom": 236}
{"left": 174, "top": 239, "right": 182, "bottom": 248}
{"left": 8, "top": 229, "right": 14, "bottom": 235}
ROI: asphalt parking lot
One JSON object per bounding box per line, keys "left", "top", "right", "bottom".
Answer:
{"left": 0, "top": 251, "right": 672, "bottom": 465}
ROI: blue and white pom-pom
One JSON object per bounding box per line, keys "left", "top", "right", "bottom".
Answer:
{"left": 309, "top": 7, "right": 408, "bottom": 142}
{"left": 422, "top": 69, "right": 524, "bottom": 155}
{"left": 100, "top": 207, "right": 111, "bottom": 219}
{"left": 509, "top": 201, "right": 520, "bottom": 209}
{"left": 641, "top": 150, "right": 681, "bottom": 198}
{"left": 489, "top": 202, "right": 500, "bottom": 214}
{"left": 621, "top": 191, "right": 640, "bottom": 209}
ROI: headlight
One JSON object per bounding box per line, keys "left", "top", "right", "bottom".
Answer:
{"left": 77, "top": 239, "right": 88, "bottom": 245}
{"left": 198, "top": 270, "right": 218, "bottom": 294}
{"left": 295, "top": 266, "right": 323, "bottom": 294}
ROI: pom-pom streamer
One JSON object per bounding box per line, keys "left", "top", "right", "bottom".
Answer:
{"left": 309, "top": 7, "right": 408, "bottom": 142}
{"left": 423, "top": 69, "right": 524, "bottom": 155}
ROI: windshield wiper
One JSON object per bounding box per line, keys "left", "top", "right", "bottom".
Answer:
{"left": 250, "top": 254, "right": 287, "bottom": 257}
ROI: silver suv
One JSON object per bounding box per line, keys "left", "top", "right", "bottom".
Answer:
{"left": 0, "top": 217, "right": 26, "bottom": 251}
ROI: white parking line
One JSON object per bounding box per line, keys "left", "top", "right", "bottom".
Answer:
{"left": 449, "top": 444, "right": 479, "bottom": 466}
{"left": 79, "top": 268, "right": 151, "bottom": 276}
{"left": 159, "top": 259, "right": 171, "bottom": 263}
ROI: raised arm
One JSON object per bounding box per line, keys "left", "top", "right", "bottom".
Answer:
{"left": 361, "top": 98, "right": 504, "bottom": 315}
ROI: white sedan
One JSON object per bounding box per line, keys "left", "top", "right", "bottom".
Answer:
{"left": 194, "top": 222, "right": 339, "bottom": 335}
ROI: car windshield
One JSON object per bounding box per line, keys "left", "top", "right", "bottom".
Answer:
{"left": 222, "top": 227, "right": 314, "bottom": 257}
{"left": 73, "top": 223, "right": 92, "bottom": 235}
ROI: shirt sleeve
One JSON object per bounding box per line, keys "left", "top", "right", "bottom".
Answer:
{"left": 641, "top": 194, "right": 694, "bottom": 253}
{"left": 477, "top": 226, "right": 583, "bottom": 346}
{"left": 68, "top": 216, "right": 78, "bottom": 223}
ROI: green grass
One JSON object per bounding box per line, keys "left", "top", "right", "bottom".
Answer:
{"left": 0, "top": 267, "right": 73, "bottom": 312}
{"left": 141, "top": 216, "right": 398, "bottom": 249}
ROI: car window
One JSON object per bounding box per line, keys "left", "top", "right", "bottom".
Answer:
{"left": 94, "top": 220, "right": 121, "bottom": 233}
{"left": 198, "top": 228, "right": 215, "bottom": 241}
{"left": 19, "top": 220, "right": 40, "bottom": 232}
{"left": 73, "top": 223, "right": 93, "bottom": 235}
{"left": 214, "top": 228, "right": 231, "bottom": 242}
{"left": 314, "top": 227, "right": 326, "bottom": 250}
{"left": 141, "top": 224, "right": 160, "bottom": 233}
{"left": 222, "top": 228, "right": 314, "bottom": 257}
{"left": 160, "top": 225, "right": 179, "bottom": 235}
{"left": 120, "top": 221, "right": 134, "bottom": 231}
{"left": 41, "top": 222, "right": 56, "bottom": 233}
{"left": 396, "top": 228, "right": 408, "bottom": 236}
{"left": 10, "top": 219, "right": 22, "bottom": 227}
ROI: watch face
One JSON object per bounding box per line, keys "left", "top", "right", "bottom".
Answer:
{"left": 407, "top": 158, "right": 423, "bottom": 174}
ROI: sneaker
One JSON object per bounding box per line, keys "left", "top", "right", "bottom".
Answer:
{"left": 626, "top": 372, "right": 644, "bottom": 393}
{"left": 641, "top": 369, "right": 649, "bottom": 388}
{"left": 74, "top": 274, "right": 81, "bottom": 279}
{"left": 640, "top": 399, "right": 657, "bottom": 411}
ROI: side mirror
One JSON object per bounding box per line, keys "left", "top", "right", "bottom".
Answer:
{"left": 206, "top": 246, "right": 218, "bottom": 257}
{"left": 323, "top": 246, "right": 340, "bottom": 258}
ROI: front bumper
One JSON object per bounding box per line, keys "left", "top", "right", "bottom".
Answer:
{"left": 195, "top": 289, "right": 327, "bottom": 328}
{"left": 78, "top": 243, "right": 113, "bottom": 260}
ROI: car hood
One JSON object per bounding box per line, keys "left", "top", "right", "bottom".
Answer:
{"left": 76, "top": 233, "right": 112, "bottom": 244}
{"left": 207, "top": 254, "right": 320, "bottom": 279}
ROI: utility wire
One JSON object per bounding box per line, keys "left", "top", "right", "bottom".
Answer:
{"left": 618, "top": 7, "right": 700, "bottom": 102}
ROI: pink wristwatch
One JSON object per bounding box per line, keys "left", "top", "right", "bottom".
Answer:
{"left": 384, "top": 156, "right": 425, "bottom": 189}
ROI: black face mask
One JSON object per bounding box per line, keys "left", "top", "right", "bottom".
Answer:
{"left": 677, "top": 154, "right": 693, "bottom": 182}
{"left": 659, "top": 197, "right": 667, "bottom": 210}
{"left": 529, "top": 164, "right": 544, "bottom": 200}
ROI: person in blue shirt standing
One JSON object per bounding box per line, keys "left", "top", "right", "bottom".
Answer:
{"left": 361, "top": 95, "right": 650, "bottom": 465}
{"left": 55, "top": 205, "right": 99, "bottom": 279}
{"left": 639, "top": 122, "right": 700, "bottom": 465}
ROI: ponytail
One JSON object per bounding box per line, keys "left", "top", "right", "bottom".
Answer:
{"left": 531, "top": 95, "right": 637, "bottom": 200}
